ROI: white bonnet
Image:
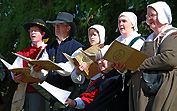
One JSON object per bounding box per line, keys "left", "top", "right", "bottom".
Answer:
{"left": 146, "top": 1, "right": 172, "bottom": 25}
{"left": 119, "top": 12, "right": 138, "bottom": 31}
{"left": 88, "top": 24, "right": 105, "bottom": 44}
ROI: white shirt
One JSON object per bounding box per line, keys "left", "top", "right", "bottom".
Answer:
{"left": 115, "top": 31, "right": 144, "bottom": 50}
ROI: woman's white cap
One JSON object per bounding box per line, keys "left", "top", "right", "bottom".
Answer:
{"left": 88, "top": 24, "right": 105, "bottom": 44}
{"left": 119, "top": 12, "right": 138, "bottom": 31}
{"left": 146, "top": 1, "right": 172, "bottom": 25}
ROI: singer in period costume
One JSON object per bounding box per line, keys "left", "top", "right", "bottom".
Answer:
{"left": 129, "top": 1, "right": 177, "bottom": 111}
{"left": 11, "top": 19, "right": 51, "bottom": 111}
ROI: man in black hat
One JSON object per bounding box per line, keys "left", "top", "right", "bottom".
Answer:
{"left": 45, "top": 12, "right": 85, "bottom": 111}
{"left": 11, "top": 19, "right": 51, "bottom": 111}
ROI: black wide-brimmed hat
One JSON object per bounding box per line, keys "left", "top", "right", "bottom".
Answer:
{"left": 46, "top": 12, "right": 76, "bottom": 36}
{"left": 23, "top": 19, "right": 51, "bottom": 39}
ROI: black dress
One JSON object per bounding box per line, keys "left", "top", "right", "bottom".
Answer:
{"left": 84, "top": 69, "right": 130, "bottom": 111}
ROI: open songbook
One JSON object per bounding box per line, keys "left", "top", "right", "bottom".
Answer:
{"left": 0, "top": 58, "right": 41, "bottom": 83}
{"left": 79, "top": 49, "right": 102, "bottom": 64}
{"left": 31, "top": 81, "right": 71, "bottom": 108}
{"left": 12, "top": 52, "right": 62, "bottom": 71}
{"left": 63, "top": 45, "right": 100, "bottom": 79}
{"left": 103, "top": 40, "right": 148, "bottom": 72}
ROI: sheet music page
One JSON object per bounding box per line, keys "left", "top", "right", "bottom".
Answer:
{"left": 80, "top": 49, "right": 96, "bottom": 57}
{"left": 12, "top": 52, "right": 62, "bottom": 70}
{"left": 12, "top": 52, "right": 31, "bottom": 62}
{"left": 0, "top": 58, "right": 12, "bottom": 68}
{"left": 0, "top": 58, "right": 28, "bottom": 71}
{"left": 39, "top": 81, "right": 71, "bottom": 104}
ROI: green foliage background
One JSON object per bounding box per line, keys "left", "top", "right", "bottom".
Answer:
{"left": 0, "top": 0, "right": 177, "bottom": 110}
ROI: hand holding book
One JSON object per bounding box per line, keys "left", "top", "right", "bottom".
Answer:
{"left": 75, "top": 62, "right": 87, "bottom": 75}
{"left": 83, "top": 40, "right": 148, "bottom": 72}
{"left": 111, "top": 61, "right": 126, "bottom": 73}
{"left": 12, "top": 72, "right": 26, "bottom": 82}
{"left": 0, "top": 58, "right": 41, "bottom": 83}
{"left": 63, "top": 45, "right": 100, "bottom": 79}
{"left": 64, "top": 98, "right": 77, "bottom": 107}
{"left": 32, "top": 64, "right": 45, "bottom": 72}
{"left": 102, "top": 40, "right": 148, "bottom": 72}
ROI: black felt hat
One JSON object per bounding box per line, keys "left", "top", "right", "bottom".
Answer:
{"left": 23, "top": 19, "right": 51, "bottom": 38}
{"left": 46, "top": 12, "right": 76, "bottom": 36}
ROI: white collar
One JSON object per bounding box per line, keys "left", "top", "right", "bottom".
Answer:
{"left": 31, "top": 42, "right": 47, "bottom": 49}
{"left": 146, "top": 25, "right": 173, "bottom": 42}
{"left": 56, "top": 36, "right": 69, "bottom": 45}
{"left": 116, "top": 31, "right": 141, "bottom": 45}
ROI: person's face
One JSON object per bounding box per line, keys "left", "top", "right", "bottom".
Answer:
{"left": 88, "top": 29, "right": 100, "bottom": 46}
{"left": 29, "top": 26, "right": 44, "bottom": 44}
{"left": 53, "top": 23, "right": 71, "bottom": 37}
{"left": 118, "top": 15, "right": 133, "bottom": 36}
{"left": 146, "top": 7, "right": 160, "bottom": 31}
